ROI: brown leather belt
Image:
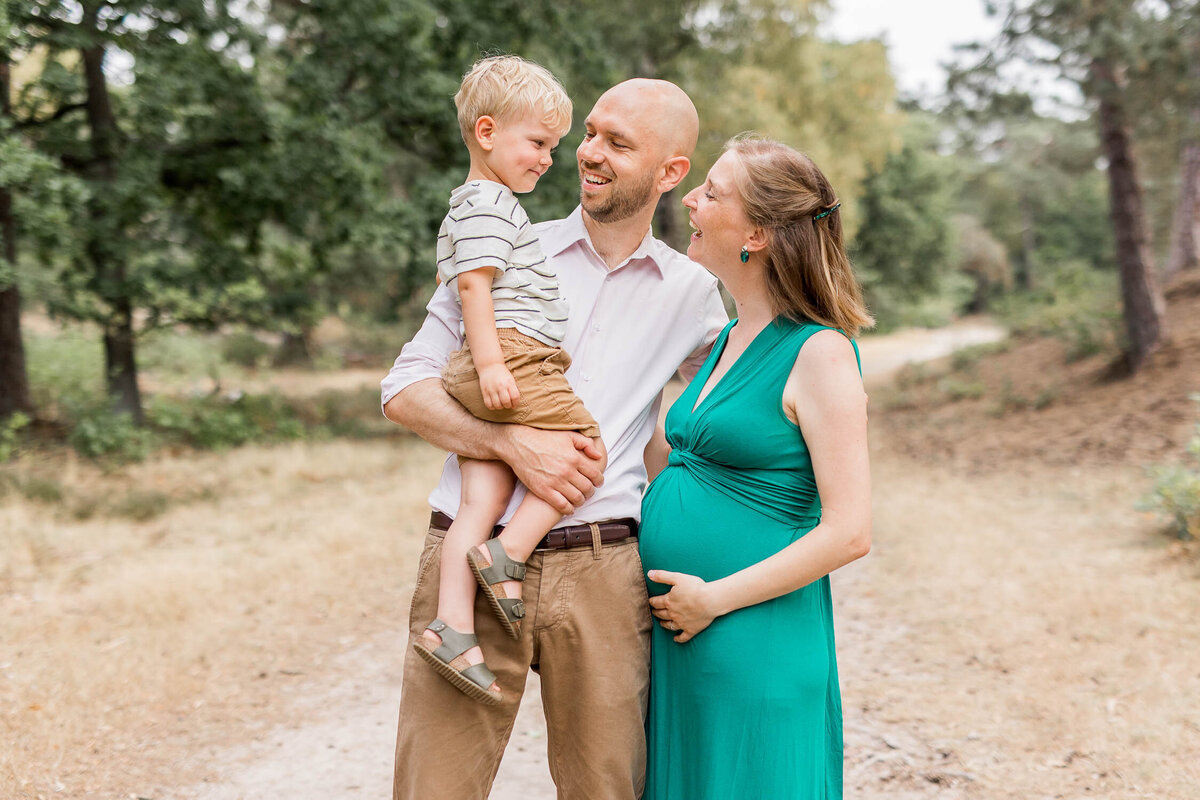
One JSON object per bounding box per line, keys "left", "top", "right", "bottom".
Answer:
{"left": 429, "top": 511, "right": 638, "bottom": 551}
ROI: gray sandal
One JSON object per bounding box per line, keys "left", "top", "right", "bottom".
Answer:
{"left": 467, "top": 539, "right": 527, "bottom": 639}
{"left": 412, "top": 619, "right": 502, "bottom": 705}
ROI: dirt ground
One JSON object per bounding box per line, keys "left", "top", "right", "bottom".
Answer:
{"left": 3, "top": 312, "right": 1200, "bottom": 799}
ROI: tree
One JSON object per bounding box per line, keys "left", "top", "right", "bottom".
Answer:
{"left": 970, "top": 0, "right": 1170, "bottom": 371}
{"left": 1, "top": 16, "right": 30, "bottom": 420}
{"left": 1, "top": 8, "right": 84, "bottom": 419}
{"left": 1164, "top": 7, "right": 1200, "bottom": 277}
{"left": 852, "top": 115, "right": 956, "bottom": 326}
{"left": 681, "top": 0, "right": 898, "bottom": 240}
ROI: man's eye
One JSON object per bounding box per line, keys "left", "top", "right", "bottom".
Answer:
{"left": 583, "top": 132, "right": 595, "bottom": 140}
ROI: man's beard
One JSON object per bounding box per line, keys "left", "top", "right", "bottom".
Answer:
{"left": 579, "top": 164, "right": 657, "bottom": 223}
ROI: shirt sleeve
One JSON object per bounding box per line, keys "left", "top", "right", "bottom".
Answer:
{"left": 678, "top": 280, "right": 730, "bottom": 382}
{"left": 444, "top": 201, "right": 520, "bottom": 279}
{"left": 380, "top": 283, "right": 464, "bottom": 410}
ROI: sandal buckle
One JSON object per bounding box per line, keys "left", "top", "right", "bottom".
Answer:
{"left": 511, "top": 600, "right": 526, "bottom": 619}
{"left": 506, "top": 562, "right": 527, "bottom": 581}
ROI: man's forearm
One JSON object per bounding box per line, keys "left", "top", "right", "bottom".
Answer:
{"left": 384, "top": 377, "right": 508, "bottom": 462}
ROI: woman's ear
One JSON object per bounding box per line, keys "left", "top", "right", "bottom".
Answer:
{"left": 474, "top": 116, "right": 497, "bottom": 152}
{"left": 745, "top": 227, "right": 769, "bottom": 254}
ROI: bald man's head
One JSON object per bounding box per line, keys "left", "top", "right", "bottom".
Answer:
{"left": 576, "top": 79, "right": 699, "bottom": 224}
{"left": 596, "top": 79, "right": 699, "bottom": 160}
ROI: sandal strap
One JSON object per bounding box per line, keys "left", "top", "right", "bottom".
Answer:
{"left": 460, "top": 662, "right": 499, "bottom": 691}
{"left": 477, "top": 539, "right": 527, "bottom": 584}
{"left": 426, "top": 618, "right": 479, "bottom": 662}
{"left": 498, "top": 597, "right": 526, "bottom": 620}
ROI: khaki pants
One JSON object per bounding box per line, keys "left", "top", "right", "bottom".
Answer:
{"left": 393, "top": 523, "right": 652, "bottom": 800}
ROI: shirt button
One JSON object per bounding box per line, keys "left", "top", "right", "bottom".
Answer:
{"left": 592, "top": 325, "right": 601, "bottom": 333}
{"left": 582, "top": 373, "right": 592, "bottom": 382}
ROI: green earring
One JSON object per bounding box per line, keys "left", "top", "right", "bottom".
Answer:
{"left": 740, "top": 246, "right": 750, "bottom": 263}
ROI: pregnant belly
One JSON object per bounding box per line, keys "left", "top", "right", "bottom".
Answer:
{"left": 639, "top": 467, "right": 807, "bottom": 596}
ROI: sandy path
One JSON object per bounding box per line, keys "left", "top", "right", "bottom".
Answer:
{"left": 178, "top": 452, "right": 1200, "bottom": 800}
{"left": 169, "top": 318, "right": 1200, "bottom": 799}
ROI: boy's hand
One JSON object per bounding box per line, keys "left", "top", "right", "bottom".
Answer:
{"left": 479, "top": 363, "right": 520, "bottom": 410}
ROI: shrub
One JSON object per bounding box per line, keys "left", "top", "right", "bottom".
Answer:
{"left": 221, "top": 331, "right": 272, "bottom": 369}
{"left": 146, "top": 392, "right": 308, "bottom": 450}
{"left": 995, "top": 261, "right": 1122, "bottom": 362}
{"left": 1139, "top": 395, "right": 1200, "bottom": 540}
{"left": 68, "top": 411, "right": 154, "bottom": 462}
{"left": 0, "top": 412, "right": 31, "bottom": 462}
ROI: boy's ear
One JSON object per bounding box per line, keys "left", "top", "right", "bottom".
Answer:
{"left": 474, "top": 116, "right": 497, "bottom": 152}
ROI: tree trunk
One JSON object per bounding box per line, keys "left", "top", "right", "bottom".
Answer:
{"left": 81, "top": 32, "right": 143, "bottom": 422}
{"left": 0, "top": 58, "right": 33, "bottom": 419}
{"left": 1165, "top": 102, "right": 1200, "bottom": 278}
{"left": 1092, "top": 59, "right": 1168, "bottom": 372}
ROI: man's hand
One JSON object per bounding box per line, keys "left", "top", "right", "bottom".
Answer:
{"left": 478, "top": 363, "right": 520, "bottom": 410}
{"left": 500, "top": 426, "right": 605, "bottom": 515}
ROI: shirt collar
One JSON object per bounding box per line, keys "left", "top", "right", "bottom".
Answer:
{"left": 540, "top": 206, "right": 667, "bottom": 278}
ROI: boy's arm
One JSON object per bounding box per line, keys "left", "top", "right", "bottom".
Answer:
{"left": 457, "top": 267, "right": 520, "bottom": 410}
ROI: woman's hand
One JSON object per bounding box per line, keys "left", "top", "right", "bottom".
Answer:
{"left": 647, "top": 570, "right": 724, "bottom": 643}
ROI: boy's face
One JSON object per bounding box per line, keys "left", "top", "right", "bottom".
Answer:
{"left": 479, "top": 113, "right": 563, "bottom": 194}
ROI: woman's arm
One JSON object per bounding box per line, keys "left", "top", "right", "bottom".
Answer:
{"left": 648, "top": 330, "right": 871, "bottom": 642}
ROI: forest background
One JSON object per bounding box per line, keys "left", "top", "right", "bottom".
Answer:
{"left": 0, "top": 0, "right": 1198, "bottom": 506}
{"left": 4, "top": 2, "right": 1200, "bottom": 797}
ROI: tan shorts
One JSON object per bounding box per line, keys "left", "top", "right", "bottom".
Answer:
{"left": 442, "top": 327, "right": 601, "bottom": 439}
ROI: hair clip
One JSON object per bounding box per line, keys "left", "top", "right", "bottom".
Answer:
{"left": 813, "top": 202, "right": 841, "bottom": 221}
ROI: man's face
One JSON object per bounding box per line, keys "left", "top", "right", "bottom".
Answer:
{"left": 575, "top": 93, "right": 661, "bottom": 223}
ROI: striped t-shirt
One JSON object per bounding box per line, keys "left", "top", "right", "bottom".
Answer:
{"left": 436, "top": 180, "right": 567, "bottom": 347}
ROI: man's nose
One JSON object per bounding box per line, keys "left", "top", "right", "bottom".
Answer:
{"left": 577, "top": 138, "right": 601, "bottom": 165}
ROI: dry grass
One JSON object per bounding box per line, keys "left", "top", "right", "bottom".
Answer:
{"left": 838, "top": 441, "right": 1200, "bottom": 799}
{"left": 1, "top": 436, "right": 447, "bottom": 800}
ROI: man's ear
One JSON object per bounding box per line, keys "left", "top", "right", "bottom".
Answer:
{"left": 474, "top": 116, "right": 497, "bottom": 152}
{"left": 657, "top": 155, "right": 691, "bottom": 193}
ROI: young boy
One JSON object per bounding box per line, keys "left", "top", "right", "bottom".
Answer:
{"left": 413, "top": 55, "right": 603, "bottom": 705}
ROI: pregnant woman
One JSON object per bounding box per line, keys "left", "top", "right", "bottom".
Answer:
{"left": 640, "top": 135, "right": 874, "bottom": 799}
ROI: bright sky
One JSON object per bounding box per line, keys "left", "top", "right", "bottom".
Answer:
{"left": 824, "top": 0, "right": 1001, "bottom": 98}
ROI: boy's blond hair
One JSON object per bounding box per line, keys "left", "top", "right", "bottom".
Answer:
{"left": 454, "top": 55, "right": 572, "bottom": 144}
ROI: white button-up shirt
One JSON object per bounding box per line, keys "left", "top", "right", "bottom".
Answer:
{"left": 381, "top": 206, "right": 729, "bottom": 526}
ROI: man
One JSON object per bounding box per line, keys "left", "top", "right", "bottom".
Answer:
{"left": 382, "top": 78, "right": 727, "bottom": 800}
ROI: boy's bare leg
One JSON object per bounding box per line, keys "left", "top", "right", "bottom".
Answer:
{"left": 420, "top": 458, "right": 515, "bottom": 690}
{"left": 472, "top": 437, "right": 606, "bottom": 602}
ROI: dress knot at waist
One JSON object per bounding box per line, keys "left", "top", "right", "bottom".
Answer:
{"left": 666, "top": 449, "right": 695, "bottom": 468}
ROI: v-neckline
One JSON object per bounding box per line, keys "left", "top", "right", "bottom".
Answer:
{"left": 689, "top": 316, "right": 780, "bottom": 415}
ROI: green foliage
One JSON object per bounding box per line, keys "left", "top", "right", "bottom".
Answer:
{"left": 146, "top": 393, "right": 306, "bottom": 451}
{"left": 68, "top": 411, "right": 153, "bottom": 463}
{"left": 853, "top": 116, "right": 959, "bottom": 329}
{"left": 1140, "top": 396, "right": 1200, "bottom": 540}
{"left": 995, "top": 261, "right": 1123, "bottom": 361}
{"left": 0, "top": 411, "right": 31, "bottom": 462}
{"left": 220, "top": 331, "right": 271, "bottom": 370}
{"left": 23, "top": 329, "right": 106, "bottom": 421}
{"left": 936, "top": 376, "right": 987, "bottom": 401}
{"left": 138, "top": 328, "right": 225, "bottom": 381}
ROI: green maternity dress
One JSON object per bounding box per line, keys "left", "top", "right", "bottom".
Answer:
{"left": 639, "top": 316, "right": 858, "bottom": 800}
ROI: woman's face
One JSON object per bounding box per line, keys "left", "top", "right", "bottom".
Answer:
{"left": 681, "top": 151, "right": 755, "bottom": 276}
